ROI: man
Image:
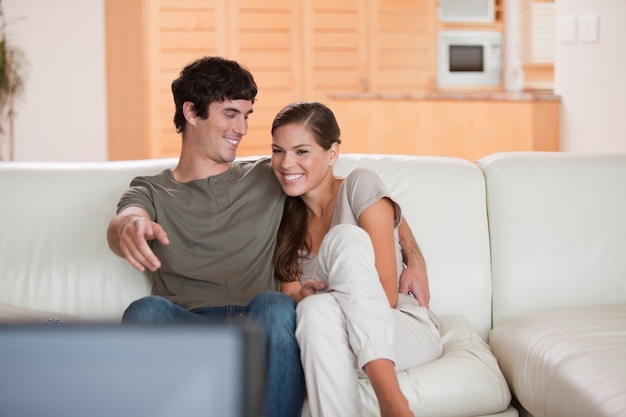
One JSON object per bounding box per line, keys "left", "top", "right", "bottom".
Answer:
{"left": 107, "top": 56, "right": 431, "bottom": 417}
{"left": 107, "top": 56, "right": 302, "bottom": 417}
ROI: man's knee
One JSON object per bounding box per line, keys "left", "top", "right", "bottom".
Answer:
{"left": 248, "top": 291, "right": 296, "bottom": 327}
{"left": 121, "top": 295, "right": 177, "bottom": 324}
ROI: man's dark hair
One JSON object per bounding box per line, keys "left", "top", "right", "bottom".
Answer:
{"left": 171, "top": 56, "right": 258, "bottom": 134}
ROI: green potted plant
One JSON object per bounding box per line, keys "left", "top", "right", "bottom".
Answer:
{"left": 0, "top": 0, "right": 26, "bottom": 161}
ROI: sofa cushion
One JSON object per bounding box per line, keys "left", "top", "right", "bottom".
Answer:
{"left": 393, "top": 315, "right": 512, "bottom": 417}
{"left": 0, "top": 302, "right": 86, "bottom": 324}
{"left": 490, "top": 305, "right": 626, "bottom": 417}
{"left": 477, "top": 152, "right": 626, "bottom": 325}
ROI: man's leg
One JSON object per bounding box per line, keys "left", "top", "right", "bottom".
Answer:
{"left": 121, "top": 295, "right": 202, "bottom": 324}
{"left": 247, "top": 291, "right": 304, "bottom": 417}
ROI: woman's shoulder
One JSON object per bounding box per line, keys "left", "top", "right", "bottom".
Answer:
{"left": 344, "top": 166, "right": 382, "bottom": 181}
{"left": 344, "top": 167, "right": 385, "bottom": 190}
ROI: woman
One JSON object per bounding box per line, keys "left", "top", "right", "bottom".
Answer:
{"left": 271, "top": 101, "right": 442, "bottom": 417}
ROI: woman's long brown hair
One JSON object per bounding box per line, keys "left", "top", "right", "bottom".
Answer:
{"left": 272, "top": 102, "right": 341, "bottom": 282}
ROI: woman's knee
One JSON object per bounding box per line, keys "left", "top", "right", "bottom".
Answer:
{"left": 325, "top": 224, "right": 368, "bottom": 245}
{"left": 321, "top": 224, "right": 374, "bottom": 259}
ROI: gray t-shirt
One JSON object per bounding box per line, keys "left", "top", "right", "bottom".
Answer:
{"left": 117, "top": 158, "right": 285, "bottom": 309}
{"left": 299, "top": 167, "right": 403, "bottom": 284}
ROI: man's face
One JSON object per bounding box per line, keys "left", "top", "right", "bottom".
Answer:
{"left": 192, "top": 99, "right": 254, "bottom": 163}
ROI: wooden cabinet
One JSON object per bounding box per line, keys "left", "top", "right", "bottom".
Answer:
{"left": 106, "top": 0, "right": 228, "bottom": 160}
{"left": 328, "top": 93, "right": 560, "bottom": 161}
{"left": 105, "top": 0, "right": 440, "bottom": 159}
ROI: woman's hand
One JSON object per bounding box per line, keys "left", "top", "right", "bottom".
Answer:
{"left": 282, "top": 279, "right": 327, "bottom": 303}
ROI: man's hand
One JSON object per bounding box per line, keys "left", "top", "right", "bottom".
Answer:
{"left": 398, "top": 263, "right": 430, "bottom": 309}
{"left": 397, "top": 217, "right": 431, "bottom": 309}
{"left": 107, "top": 207, "right": 169, "bottom": 272}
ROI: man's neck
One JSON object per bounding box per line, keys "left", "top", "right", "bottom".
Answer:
{"left": 172, "top": 154, "right": 231, "bottom": 182}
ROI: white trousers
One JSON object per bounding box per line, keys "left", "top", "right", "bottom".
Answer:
{"left": 296, "top": 224, "right": 442, "bottom": 417}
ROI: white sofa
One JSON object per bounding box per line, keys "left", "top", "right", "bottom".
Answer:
{"left": 480, "top": 153, "right": 626, "bottom": 417}
{"left": 1, "top": 152, "right": 624, "bottom": 417}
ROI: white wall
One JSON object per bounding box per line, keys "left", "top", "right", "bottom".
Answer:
{"left": 3, "top": 0, "right": 107, "bottom": 161}
{"left": 555, "top": 0, "right": 626, "bottom": 153}
{"left": 3, "top": 0, "right": 625, "bottom": 161}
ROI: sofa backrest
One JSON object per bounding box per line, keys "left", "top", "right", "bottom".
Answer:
{"left": 478, "top": 152, "right": 626, "bottom": 326}
{"left": 335, "top": 154, "right": 493, "bottom": 339}
{"left": 0, "top": 159, "right": 177, "bottom": 320}
{"left": 0, "top": 154, "right": 493, "bottom": 338}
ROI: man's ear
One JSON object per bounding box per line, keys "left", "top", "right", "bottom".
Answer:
{"left": 329, "top": 142, "right": 339, "bottom": 166}
{"left": 183, "top": 102, "right": 197, "bottom": 126}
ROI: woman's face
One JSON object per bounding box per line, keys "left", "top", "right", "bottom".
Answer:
{"left": 271, "top": 123, "right": 337, "bottom": 198}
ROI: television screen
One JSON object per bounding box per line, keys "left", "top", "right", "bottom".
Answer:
{"left": 0, "top": 323, "right": 266, "bottom": 417}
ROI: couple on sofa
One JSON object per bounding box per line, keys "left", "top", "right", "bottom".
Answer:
{"left": 106, "top": 56, "right": 442, "bottom": 417}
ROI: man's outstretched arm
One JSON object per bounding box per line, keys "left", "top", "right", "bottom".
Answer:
{"left": 107, "top": 206, "right": 169, "bottom": 272}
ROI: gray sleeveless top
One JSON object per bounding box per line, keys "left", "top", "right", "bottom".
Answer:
{"left": 299, "top": 167, "right": 403, "bottom": 284}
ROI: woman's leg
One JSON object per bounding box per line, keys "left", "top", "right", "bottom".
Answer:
{"left": 307, "top": 224, "right": 414, "bottom": 417}
{"left": 298, "top": 294, "right": 427, "bottom": 417}
{"left": 316, "top": 225, "right": 396, "bottom": 369}
{"left": 369, "top": 299, "right": 441, "bottom": 417}
{"left": 364, "top": 360, "right": 413, "bottom": 417}
{"left": 392, "top": 294, "right": 443, "bottom": 371}
{"left": 297, "top": 293, "right": 363, "bottom": 417}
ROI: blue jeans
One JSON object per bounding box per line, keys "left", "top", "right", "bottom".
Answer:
{"left": 122, "top": 291, "right": 305, "bottom": 417}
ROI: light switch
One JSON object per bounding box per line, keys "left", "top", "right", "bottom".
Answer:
{"left": 579, "top": 15, "right": 599, "bottom": 43}
{"left": 558, "top": 16, "right": 577, "bottom": 44}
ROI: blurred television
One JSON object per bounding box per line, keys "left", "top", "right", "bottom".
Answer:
{"left": 0, "top": 323, "right": 266, "bottom": 417}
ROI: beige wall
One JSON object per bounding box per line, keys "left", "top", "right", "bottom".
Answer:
{"left": 3, "top": 0, "right": 625, "bottom": 161}
{"left": 4, "top": 0, "right": 107, "bottom": 161}
{"left": 555, "top": 0, "right": 626, "bottom": 154}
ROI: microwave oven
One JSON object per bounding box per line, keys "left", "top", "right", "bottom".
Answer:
{"left": 437, "top": 31, "right": 502, "bottom": 88}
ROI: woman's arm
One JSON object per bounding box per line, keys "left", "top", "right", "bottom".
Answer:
{"left": 358, "top": 197, "right": 400, "bottom": 308}
{"left": 281, "top": 279, "right": 326, "bottom": 304}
